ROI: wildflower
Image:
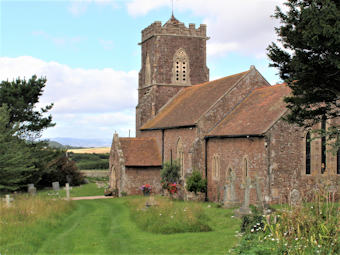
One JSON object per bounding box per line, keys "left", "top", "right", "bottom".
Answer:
{"left": 251, "top": 229, "right": 254, "bottom": 232}
{"left": 295, "top": 238, "right": 298, "bottom": 241}
{"left": 271, "top": 238, "right": 275, "bottom": 241}
{"left": 159, "top": 213, "right": 162, "bottom": 216}
{"left": 171, "top": 215, "right": 173, "bottom": 219}
{"left": 257, "top": 223, "right": 260, "bottom": 226}
{"left": 207, "top": 205, "right": 211, "bottom": 208}
{"left": 318, "top": 245, "right": 321, "bottom": 248}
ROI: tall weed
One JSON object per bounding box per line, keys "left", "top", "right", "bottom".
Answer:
{"left": 127, "top": 196, "right": 211, "bottom": 234}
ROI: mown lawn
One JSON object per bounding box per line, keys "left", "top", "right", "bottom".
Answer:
{"left": 1, "top": 185, "right": 241, "bottom": 254}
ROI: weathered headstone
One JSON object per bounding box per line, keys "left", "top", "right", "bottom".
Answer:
{"left": 52, "top": 181, "right": 60, "bottom": 191}
{"left": 28, "top": 184, "right": 36, "bottom": 195}
{"left": 5, "top": 194, "right": 14, "bottom": 207}
{"left": 254, "top": 176, "right": 264, "bottom": 209}
{"left": 223, "top": 184, "right": 229, "bottom": 204}
{"left": 235, "top": 176, "right": 252, "bottom": 215}
{"left": 224, "top": 170, "right": 239, "bottom": 208}
{"left": 289, "top": 189, "right": 301, "bottom": 206}
{"left": 65, "top": 183, "right": 70, "bottom": 200}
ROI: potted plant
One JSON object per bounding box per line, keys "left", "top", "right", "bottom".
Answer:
{"left": 141, "top": 184, "right": 152, "bottom": 196}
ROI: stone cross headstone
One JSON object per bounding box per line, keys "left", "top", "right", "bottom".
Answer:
{"left": 28, "top": 184, "right": 36, "bottom": 195}
{"left": 65, "top": 183, "right": 70, "bottom": 200}
{"left": 238, "top": 176, "right": 252, "bottom": 215}
{"left": 289, "top": 189, "right": 301, "bottom": 206}
{"left": 52, "top": 181, "right": 60, "bottom": 191}
{"left": 5, "top": 194, "right": 14, "bottom": 207}
{"left": 254, "top": 176, "right": 264, "bottom": 209}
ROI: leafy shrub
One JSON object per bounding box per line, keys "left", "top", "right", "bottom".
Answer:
{"left": 161, "top": 160, "right": 180, "bottom": 186}
{"left": 39, "top": 155, "right": 85, "bottom": 187}
{"left": 128, "top": 197, "right": 211, "bottom": 234}
{"left": 186, "top": 170, "right": 207, "bottom": 194}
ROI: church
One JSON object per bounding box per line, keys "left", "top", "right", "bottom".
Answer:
{"left": 109, "top": 16, "right": 340, "bottom": 205}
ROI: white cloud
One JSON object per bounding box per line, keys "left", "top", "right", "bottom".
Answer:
{"left": 126, "top": 0, "right": 285, "bottom": 58}
{"left": 0, "top": 56, "right": 138, "bottom": 139}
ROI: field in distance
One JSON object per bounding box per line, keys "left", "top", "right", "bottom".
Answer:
{"left": 68, "top": 147, "right": 110, "bottom": 154}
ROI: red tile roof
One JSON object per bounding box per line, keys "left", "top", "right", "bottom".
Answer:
{"left": 141, "top": 71, "right": 250, "bottom": 130}
{"left": 208, "top": 84, "right": 291, "bottom": 136}
{"left": 120, "top": 138, "right": 161, "bottom": 166}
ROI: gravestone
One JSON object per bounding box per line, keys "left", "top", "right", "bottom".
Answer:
{"left": 254, "top": 176, "right": 264, "bottom": 209}
{"left": 289, "top": 189, "right": 301, "bottom": 206}
{"left": 28, "top": 184, "right": 36, "bottom": 195}
{"left": 65, "top": 183, "right": 70, "bottom": 200}
{"left": 52, "top": 181, "right": 60, "bottom": 191}
{"left": 4, "top": 194, "right": 14, "bottom": 207}
{"left": 223, "top": 184, "right": 229, "bottom": 204}
{"left": 224, "top": 171, "right": 239, "bottom": 208}
{"left": 235, "top": 176, "right": 252, "bottom": 215}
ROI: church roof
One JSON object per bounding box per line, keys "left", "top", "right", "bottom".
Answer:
{"left": 208, "top": 83, "right": 291, "bottom": 137}
{"left": 141, "top": 70, "right": 250, "bottom": 130}
{"left": 120, "top": 138, "right": 161, "bottom": 166}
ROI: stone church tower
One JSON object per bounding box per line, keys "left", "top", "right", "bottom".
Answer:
{"left": 136, "top": 15, "right": 210, "bottom": 135}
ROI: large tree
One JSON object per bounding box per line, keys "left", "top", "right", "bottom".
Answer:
{"left": 0, "top": 75, "right": 54, "bottom": 138}
{"left": 0, "top": 105, "right": 39, "bottom": 191}
{"left": 267, "top": 0, "right": 340, "bottom": 146}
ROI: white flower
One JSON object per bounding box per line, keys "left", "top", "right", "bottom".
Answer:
{"left": 159, "top": 213, "right": 162, "bottom": 216}
{"left": 271, "top": 238, "right": 275, "bottom": 241}
{"left": 251, "top": 229, "right": 254, "bottom": 232}
{"left": 171, "top": 216, "right": 173, "bottom": 219}
{"left": 295, "top": 238, "right": 298, "bottom": 241}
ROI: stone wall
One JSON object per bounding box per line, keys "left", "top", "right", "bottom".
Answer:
{"left": 206, "top": 137, "right": 267, "bottom": 204}
{"left": 124, "top": 167, "right": 162, "bottom": 195}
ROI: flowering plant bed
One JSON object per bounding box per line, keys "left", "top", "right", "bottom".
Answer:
{"left": 140, "top": 184, "right": 152, "bottom": 196}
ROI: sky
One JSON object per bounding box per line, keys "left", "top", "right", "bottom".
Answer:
{"left": 0, "top": 0, "right": 285, "bottom": 142}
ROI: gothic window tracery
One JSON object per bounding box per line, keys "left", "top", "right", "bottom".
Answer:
{"left": 172, "top": 48, "right": 190, "bottom": 85}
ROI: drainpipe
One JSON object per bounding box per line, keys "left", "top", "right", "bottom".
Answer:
{"left": 161, "top": 129, "right": 165, "bottom": 167}
{"left": 204, "top": 137, "right": 208, "bottom": 201}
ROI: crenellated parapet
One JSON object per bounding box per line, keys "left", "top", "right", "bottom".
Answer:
{"left": 140, "top": 16, "right": 208, "bottom": 44}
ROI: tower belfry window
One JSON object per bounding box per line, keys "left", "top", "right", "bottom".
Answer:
{"left": 172, "top": 48, "right": 190, "bottom": 85}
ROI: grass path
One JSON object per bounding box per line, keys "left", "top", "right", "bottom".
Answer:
{"left": 34, "top": 199, "right": 239, "bottom": 255}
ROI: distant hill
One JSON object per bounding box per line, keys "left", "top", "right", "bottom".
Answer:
{"left": 47, "top": 140, "right": 65, "bottom": 148}
{"left": 46, "top": 137, "right": 112, "bottom": 148}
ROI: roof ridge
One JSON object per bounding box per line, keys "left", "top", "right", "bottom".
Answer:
{"left": 254, "top": 82, "right": 286, "bottom": 91}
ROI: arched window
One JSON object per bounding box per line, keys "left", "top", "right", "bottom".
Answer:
{"left": 144, "top": 54, "right": 151, "bottom": 86}
{"left": 176, "top": 138, "right": 184, "bottom": 178}
{"left": 306, "top": 132, "right": 311, "bottom": 175}
{"left": 172, "top": 48, "right": 190, "bottom": 85}
{"left": 212, "top": 154, "right": 220, "bottom": 179}
{"left": 321, "top": 117, "right": 326, "bottom": 174}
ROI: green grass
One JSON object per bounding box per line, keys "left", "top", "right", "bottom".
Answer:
{"left": 38, "top": 182, "right": 106, "bottom": 198}
{"left": 1, "top": 190, "right": 241, "bottom": 254}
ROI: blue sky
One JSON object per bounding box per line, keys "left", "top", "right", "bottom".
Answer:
{"left": 0, "top": 0, "right": 284, "bottom": 143}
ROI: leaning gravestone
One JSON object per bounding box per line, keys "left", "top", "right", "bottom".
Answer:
{"left": 52, "top": 181, "right": 60, "bottom": 191}
{"left": 28, "top": 184, "right": 36, "bottom": 195}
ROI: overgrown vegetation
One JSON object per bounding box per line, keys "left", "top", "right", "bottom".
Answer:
{"left": 232, "top": 185, "right": 339, "bottom": 254}
{"left": 0, "top": 194, "right": 74, "bottom": 254}
{"left": 68, "top": 152, "right": 109, "bottom": 170}
{"left": 128, "top": 196, "right": 213, "bottom": 234}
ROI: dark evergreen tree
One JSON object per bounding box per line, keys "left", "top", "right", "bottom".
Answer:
{"left": 267, "top": 0, "right": 340, "bottom": 147}
{"left": 0, "top": 75, "right": 54, "bottom": 137}
{"left": 0, "top": 106, "right": 38, "bottom": 191}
